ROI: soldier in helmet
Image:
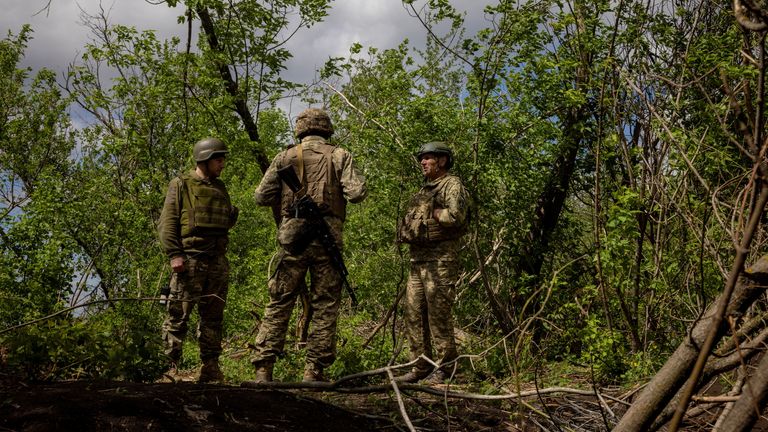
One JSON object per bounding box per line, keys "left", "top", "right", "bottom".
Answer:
{"left": 158, "top": 137, "right": 239, "bottom": 383}
{"left": 396, "top": 141, "right": 471, "bottom": 383}
{"left": 250, "top": 108, "right": 367, "bottom": 383}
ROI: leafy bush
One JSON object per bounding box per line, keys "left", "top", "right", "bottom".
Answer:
{"left": 579, "top": 316, "right": 627, "bottom": 384}
{"left": 3, "top": 314, "right": 166, "bottom": 382}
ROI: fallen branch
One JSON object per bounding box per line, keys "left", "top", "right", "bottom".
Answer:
{"left": 712, "top": 341, "right": 768, "bottom": 431}
{"left": 240, "top": 378, "right": 610, "bottom": 401}
{"left": 692, "top": 395, "right": 741, "bottom": 403}
{"left": 386, "top": 368, "right": 416, "bottom": 432}
{"left": 614, "top": 255, "right": 768, "bottom": 432}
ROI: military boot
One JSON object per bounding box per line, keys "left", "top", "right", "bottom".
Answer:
{"left": 198, "top": 359, "right": 225, "bottom": 383}
{"left": 302, "top": 364, "right": 326, "bottom": 383}
{"left": 254, "top": 362, "right": 274, "bottom": 383}
{"left": 159, "top": 362, "right": 181, "bottom": 383}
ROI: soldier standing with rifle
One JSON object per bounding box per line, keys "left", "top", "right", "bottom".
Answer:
{"left": 250, "top": 108, "right": 367, "bottom": 383}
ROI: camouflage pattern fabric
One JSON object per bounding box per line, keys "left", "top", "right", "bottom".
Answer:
{"left": 402, "top": 174, "right": 470, "bottom": 262}
{"left": 251, "top": 135, "right": 367, "bottom": 371}
{"left": 162, "top": 254, "right": 230, "bottom": 362}
{"left": 402, "top": 173, "right": 469, "bottom": 373}
{"left": 295, "top": 108, "right": 334, "bottom": 139}
{"left": 249, "top": 245, "right": 343, "bottom": 368}
{"left": 255, "top": 136, "right": 368, "bottom": 225}
{"left": 404, "top": 260, "right": 459, "bottom": 372}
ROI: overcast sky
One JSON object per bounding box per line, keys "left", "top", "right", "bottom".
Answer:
{"left": 3, "top": 0, "right": 494, "bottom": 117}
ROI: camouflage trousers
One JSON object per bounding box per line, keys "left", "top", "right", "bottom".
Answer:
{"left": 404, "top": 260, "right": 458, "bottom": 373}
{"left": 250, "top": 244, "right": 343, "bottom": 369}
{"left": 162, "top": 254, "right": 229, "bottom": 363}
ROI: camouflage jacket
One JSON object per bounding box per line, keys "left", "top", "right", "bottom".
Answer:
{"left": 401, "top": 173, "right": 470, "bottom": 262}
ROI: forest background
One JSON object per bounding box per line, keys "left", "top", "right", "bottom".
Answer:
{"left": 3, "top": 0, "right": 768, "bottom": 430}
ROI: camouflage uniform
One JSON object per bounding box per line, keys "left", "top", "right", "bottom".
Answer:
{"left": 250, "top": 133, "right": 367, "bottom": 373}
{"left": 400, "top": 172, "right": 470, "bottom": 376}
{"left": 158, "top": 170, "right": 237, "bottom": 365}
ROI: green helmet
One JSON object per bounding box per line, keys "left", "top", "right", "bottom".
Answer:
{"left": 194, "top": 137, "right": 229, "bottom": 162}
{"left": 295, "top": 108, "right": 334, "bottom": 139}
{"left": 416, "top": 141, "right": 453, "bottom": 169}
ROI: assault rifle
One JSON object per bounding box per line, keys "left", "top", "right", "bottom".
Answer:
{"left": 276, "top": 164, "right": 358, "bottom": 307}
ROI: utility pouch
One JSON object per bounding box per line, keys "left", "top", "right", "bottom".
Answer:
{"left": 278, "top": 218, "right": 315, "bottom": 255}
{"left": 398, "top": 192, "right": 433, "bottom": 244}
{"left": 397, "top": 214, "right": 427, "bottom": 244}
{"left": 425, "top": 218, "right": 447, "bottom": 242}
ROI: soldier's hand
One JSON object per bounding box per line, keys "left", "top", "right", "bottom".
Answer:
{"left": 171, "top": 256, "right": 185, "bottom": 273}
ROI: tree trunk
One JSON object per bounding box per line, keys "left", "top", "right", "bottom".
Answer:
{"left": 520, "top": 112, "right": 582, "bottom": 278}
{"left": 520, "top": 0, "right": 594, "bottom": 281}
{"left": 648, "top": 326, "right": 768, "bottom": 431}
{"left": 713, "top": 346, "right": 768, "bottom": 431}
{"left": 195, "top": 6, "right": 270, "bottom": 173}
{"left": 613, "top": 255, "right": 768, "bottom": 432}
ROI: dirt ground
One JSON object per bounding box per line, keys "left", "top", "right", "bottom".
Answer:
{"left": 0, "top": 378, "right": 396, "bottom": 432}
{"left": 0, "top": 372, "right": 524, "bottom": 432}
{"left": 6, "top": 371, "right": 757, "bottom": 431}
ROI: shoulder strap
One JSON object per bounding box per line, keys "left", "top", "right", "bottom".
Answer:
{"left": 287, "top": 144, "right": 307, "bottom": 197}
{"left": 324, "top": 145, "right": 337, "bottom": 188}
{"left": 178, "top": 174, "right": 196, "bottom": 228}
{"left": 296, "top": 143, "right": 304, "bottom": 187}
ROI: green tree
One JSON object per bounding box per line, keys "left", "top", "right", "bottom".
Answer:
{"left": 0, "top": 27, "right": 76, "bottom": 325}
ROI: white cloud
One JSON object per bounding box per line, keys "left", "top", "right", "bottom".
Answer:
{"left": 3, "top": 0, "right": 494, "bottom": 116}
{"left": 3, "top": 0, "right": 183, "bottom": 74}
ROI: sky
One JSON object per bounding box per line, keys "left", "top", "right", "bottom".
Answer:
{"left": 3, "top": 0, "right": 496, "bottom": 118}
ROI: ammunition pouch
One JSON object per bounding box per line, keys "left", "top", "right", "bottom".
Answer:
{"left": 398, "top": 176, "right": 468, "bottom": 244}
{"left": 426, "top": 219, "right": 460, "bottom": 242}
{"left": 278, "top": 218, "right": 316, "bottom": 255}
{"left": 398, "top": 217, "right": 461, "bottom": 244}
{"left": 397, "top": 216, "right": 427, "bottom": 244}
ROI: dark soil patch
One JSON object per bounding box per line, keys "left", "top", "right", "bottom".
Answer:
{"left": 0, "top": 379, "right": 395, "bottom": 431}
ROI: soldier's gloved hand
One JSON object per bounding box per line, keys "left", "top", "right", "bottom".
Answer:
{"left": 171, "top": 256, "right": 186, "bottom": 273}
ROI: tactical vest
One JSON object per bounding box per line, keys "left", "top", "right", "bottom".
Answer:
{"left": 179, "top": 174, "right": 236, "bottom": 237}
{"left": 279, "top": 139, "right": 346, "bottom": 220}
{"left": 398, "top": 176, "right": 467, "bottom": 244}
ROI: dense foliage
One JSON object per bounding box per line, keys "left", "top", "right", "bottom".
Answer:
{"left": 1, "top": 0, "right": 764, "bottom": 396}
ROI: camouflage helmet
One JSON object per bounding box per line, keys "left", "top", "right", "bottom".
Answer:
{"left": 295, "top": 108, "right": 334, "bottom": 139}
{"left": 194, "top": 137, "right": 229, "bottom": 162}
{"left": 416, "top": 141, "right": 453, "bottom": 169}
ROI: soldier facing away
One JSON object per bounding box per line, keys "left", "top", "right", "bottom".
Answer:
{"left": 250, "top": 108, "right": 367, "bottom": 382}
{"left": 396, "top": 141, "right": 471, "bottom": 383}
{"left": 158, "top": 137, "right": 239, "bottom": 383}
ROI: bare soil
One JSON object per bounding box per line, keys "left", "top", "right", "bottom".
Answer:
{"left": 0, "top": 378, "right": 396, "bottom": 432}
{"left": 0, "top": 367, "right": 530, "bottom": 432}
{"left": 9, "top": 369, "right": 758, "bottom": 431}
